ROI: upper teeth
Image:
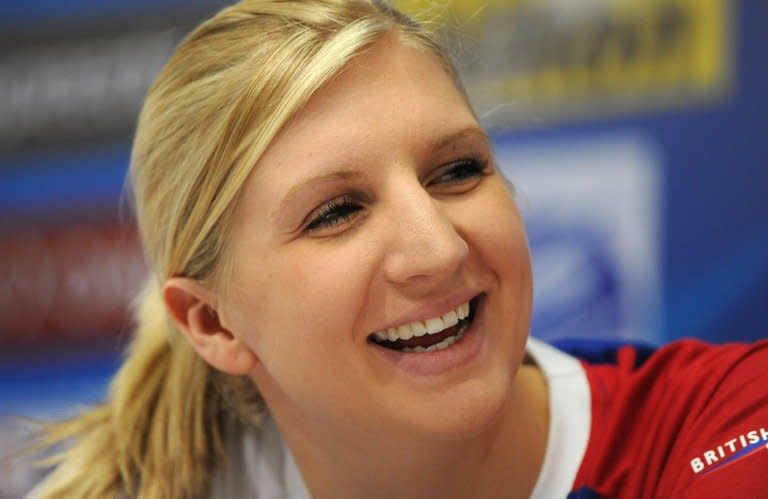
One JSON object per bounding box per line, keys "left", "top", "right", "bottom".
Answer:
{"left": 372, "top": 301, "right": 470, "bottom": 342}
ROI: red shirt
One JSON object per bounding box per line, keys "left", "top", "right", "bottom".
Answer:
{"left": 571, "top": 340, "right": 768, "bottom": 498}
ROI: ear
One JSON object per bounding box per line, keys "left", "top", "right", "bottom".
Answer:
{"left": 162, "top": 277, "right": 257, "bottom": 376}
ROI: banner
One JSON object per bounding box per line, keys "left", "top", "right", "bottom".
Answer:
{"left": 397, "top": 0, "right": 731, "bottom": 127}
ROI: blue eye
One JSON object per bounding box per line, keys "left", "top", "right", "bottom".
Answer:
{"left": 431, "top": 158, "right": 489, "bottom": 185}
{"left": 305, "top": 196, "right": 363, "bottom": 232}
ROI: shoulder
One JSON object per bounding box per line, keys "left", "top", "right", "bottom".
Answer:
{"left": 569, "top": 339, "right": 768, "bottom": 498}
{"left": 580, "top": 339, "right": 768, "bottom": 409}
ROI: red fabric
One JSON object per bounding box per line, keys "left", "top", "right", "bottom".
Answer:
{"left": 572, "top": 340, "right": 768, "bottom": 498}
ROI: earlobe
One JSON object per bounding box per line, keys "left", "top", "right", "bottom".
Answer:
{"left": 162, "top": 277, "right": 258, "bottom": 375}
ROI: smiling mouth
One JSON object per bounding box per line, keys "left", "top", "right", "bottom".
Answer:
{"left": 368, "top": 295, "right": 482, "bottom": 353}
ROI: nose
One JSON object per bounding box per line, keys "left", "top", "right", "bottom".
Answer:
{"left": 382, "top": 184, "right": 469, "bottom": 287}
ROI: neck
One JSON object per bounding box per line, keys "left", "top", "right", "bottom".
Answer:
{"left": 281, "top": 364, "right": 549, "bottom": 499}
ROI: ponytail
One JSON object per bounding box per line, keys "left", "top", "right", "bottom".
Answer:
{"left": 33, "top": 281, "right": 225, "bottom": 498}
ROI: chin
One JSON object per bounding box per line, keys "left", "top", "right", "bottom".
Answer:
{"left": 398, "top": 366, "right": 513, "bottom": 442}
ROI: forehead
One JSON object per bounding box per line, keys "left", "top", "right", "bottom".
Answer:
{"left": 236, "top": 34, "right": 478, "bottom": 221}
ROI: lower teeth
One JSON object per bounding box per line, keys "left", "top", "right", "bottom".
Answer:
{"left": 401, "top": 321, "right": 469, "bottom": 354}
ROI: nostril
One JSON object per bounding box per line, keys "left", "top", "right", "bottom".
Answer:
{"left": 384, "top": 231, "right": 468, "bottom": 285}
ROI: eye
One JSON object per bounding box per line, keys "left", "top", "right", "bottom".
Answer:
{"left": 428, "top": 157, "right": 490, "bottom": 191}
{"left": 304, "top": 195, "right": 364, "bottom": 233}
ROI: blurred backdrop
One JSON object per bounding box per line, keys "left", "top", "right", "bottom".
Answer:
{"left": 1, "top": 0, "right": 766, "bottom": 495}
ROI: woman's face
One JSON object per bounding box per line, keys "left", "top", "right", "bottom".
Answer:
{"left": 220, "top": 35, "right": 532, "bottom": 442}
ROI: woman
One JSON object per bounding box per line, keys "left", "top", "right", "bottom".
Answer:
{"left": 33, "top": 1, "right": 768, "bottom": 498}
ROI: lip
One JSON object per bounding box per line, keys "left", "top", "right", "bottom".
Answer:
{"left": 369, "top": 293, "right": 487, "bottom": 376}
{"left": 370, "top": 290, "right": 481, "bottom": 334}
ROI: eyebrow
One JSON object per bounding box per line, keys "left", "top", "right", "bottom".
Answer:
{"left": 430, "top": 126, "right": 491, "bottom": 151}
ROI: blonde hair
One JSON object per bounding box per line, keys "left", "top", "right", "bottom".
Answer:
{"left": 33, "top": 1, "right": 460, "bottom": 497}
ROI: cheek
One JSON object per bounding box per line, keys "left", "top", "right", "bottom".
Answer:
{"left": 460, "top": 182, "right": 531, "bottom": 278}
{"left": 459, "top": 184, "right": 533, "bottom": 343}
{"left": 226, "top": 245, "right": 375, "bottom": 394}
{"left": 483, "top": 193, "right": 533, "bottom": 309}
{"left": 280, "top": 246, "right": 374, "bottom": 336}
{"left": 229, "top": 247, "right": 363, "bottom": 336}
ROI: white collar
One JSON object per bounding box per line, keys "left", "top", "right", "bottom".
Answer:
{"left": 527, "top": 337, "right": 592, "bottom": 499}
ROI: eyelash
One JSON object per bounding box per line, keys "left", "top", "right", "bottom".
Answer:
{"left": 305, "top": 195, "right": 362, "bottom": 233}
{"left": 304, "top": 157, "right": 489, "bottom": 233}
{"left": 428, "top": 157, "right": 489, "bottom": 186}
